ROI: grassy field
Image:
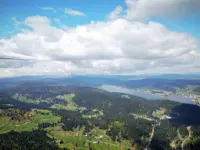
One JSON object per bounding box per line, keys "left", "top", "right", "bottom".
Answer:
{"left": 88, "top": 127, "right": 132, "bottom": 150}
{"left": 131, "top": 113, "right": 154, "bottom": 121}
{"left": 12, "top": 93, "right": 52, "bottom": 104}
{"left": 56, "top": 93, "right": 75, "bottom": 102}
{"left": 45, "top": 125, "right": 132, "bottom": 150}
{"left": 52, "top": 93, "right": 86, "bottom": 111}
{"left": 82, "top": 109, "right": 103, "bottom": 118}
{"left": 0, "top": 109, "right": 61, "bottom": 134}
{"left": 45, "top": 125, "right": 87, "bottom": 149}
{"left": 52, "top": 94, "right": 78, "bottom": 111}
{"left": 152, "top": 108, "right": 166, "bottom": 120}
{"left": 12, "top": 93, "right": 75, "bottom": 104}
{"left": 50, "top": 103, "right": 79, "bottom": 111}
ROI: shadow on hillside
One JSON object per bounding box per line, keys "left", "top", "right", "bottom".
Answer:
{"left": 170, "top": 104, "right": 200, "bottom": 125}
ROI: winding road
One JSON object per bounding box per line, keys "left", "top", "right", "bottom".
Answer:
{"left": 177, "top": 126, "right": 192, "bottom": 150}
{"left": 144, "top": 121, "right": 161, "bottom": 150}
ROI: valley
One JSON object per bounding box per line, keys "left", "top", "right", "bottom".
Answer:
{"left": 0, "top": 79, "right": 200, "bottom": 150}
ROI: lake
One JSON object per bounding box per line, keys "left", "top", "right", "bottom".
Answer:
{"left": 100, "top": 85, "right": 193, "bottom": 104}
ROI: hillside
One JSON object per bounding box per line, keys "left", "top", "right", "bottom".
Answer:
{"left": 0, "top": 83, "right": 200, "bottom": 150}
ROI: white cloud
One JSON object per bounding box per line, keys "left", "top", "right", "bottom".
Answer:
{"left": 0, "top": 15, "right": 199, "bottom": 77}
{"left": 64, "top": 8, "right": 86, "bottom": 16}
{"left": 40, "top": 7, "right": 56, "bottom": 13}
{"left": 108, "top": 0, "right": 200, "bottom": 20}
{"left": 54, "top": 18, "right": 60, "bottom": 24}
{"left": 24, "top": 16, "right": 64, "bottom": 42}
{"left": 107, "top": 6, "right": 123, "bottom": 20}
{"left": 124, "top": 0, "right": 200, "bottom": 20}
{"left": 12, "top": 17, "right": 21, "bottom": 25}
{"left": 11, "top": 17, "right": 23, "bottom": 30}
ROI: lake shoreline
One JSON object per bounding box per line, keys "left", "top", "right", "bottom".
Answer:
{"left": 100, "top": 85, "right": 194, "bottom": 105}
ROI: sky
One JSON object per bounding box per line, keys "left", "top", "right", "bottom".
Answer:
{"left": 0, "top": 0, "right": 200, "bottom": 77}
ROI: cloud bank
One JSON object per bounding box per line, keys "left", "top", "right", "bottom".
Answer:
{"left": 124, "top": 0, "right": 200, "bottom": 20}
{"left": 0, "top": 1, "right": 200, "bottom": 77}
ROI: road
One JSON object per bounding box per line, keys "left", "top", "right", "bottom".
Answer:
{"left": 144, "top": 121, "right": 161, "bottom": 150}
{"left": 177, "top": 126, "right": 192, "bottom": 150}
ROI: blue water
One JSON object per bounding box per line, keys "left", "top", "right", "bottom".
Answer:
{"left": 100, "top": 85, "right": 193, "bottom": 104}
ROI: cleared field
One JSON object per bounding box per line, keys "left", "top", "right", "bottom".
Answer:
{"left": 12, "top": 93, "right": 52, "bottom": 104}
{"left": 82, "top": 109, "right": 103, "bottom": 118}
{"left": 50, "top": 103, "right": 79, "bottom": 111}
{"left": 152, "top": 108, "right": 166, "bottom": 120}
{"left": 89, "top": 127, "right": 132, "bottom": 150}
{"left": 12, "top": 93, "right": 75, "bottom": 104}
{"left": 56, "top": 93, "right": 75, "bottom": 102}
{"left": 0, "top": 109, "right": 61, "bottom": 134}
{"left": 131, "top": 113, "right": 154, "bottom": 121}
{"left": 51, "top": 94, "right": 86, "bottom": 111}
{"left": 45, "top": 125, "right": 87, "bottom": 149}
{"left": 45, "top": 126, "right": 132, "bottom": 150}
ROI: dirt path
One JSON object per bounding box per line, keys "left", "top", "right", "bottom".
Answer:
{"left": 177, "top": 129, "right": 184, "bottom": 141}
{"left": 177, "top": 126, "right": 192, "bottom": 150}
{"left": 144, "top": 121, "right": 161, "bottom": 150}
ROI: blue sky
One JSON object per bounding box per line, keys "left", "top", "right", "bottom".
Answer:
{"left": 153, "top": 15, "right": 200, "bottom": 39}
{"left": 1, "top": 0, "right": 200, "bottom": 39}
{"left": 0, "top": 0, "right": 200, "bottom": 77}
{"left": 0, "top": 0, "right": 122, "bottom": 37}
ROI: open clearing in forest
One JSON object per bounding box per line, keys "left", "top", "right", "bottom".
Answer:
{"left": 45, "top": 126, "right": 132, "bottom": 150}
{"left": 0, "top": 109, "right": 60, "bottom": 134}
{"left": 51, "top": 93, "right": 86, "bottom": 111}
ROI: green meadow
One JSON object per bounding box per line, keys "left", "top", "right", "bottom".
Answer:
{"left": 0, "top": 109, "right": 60, "bottom": 134}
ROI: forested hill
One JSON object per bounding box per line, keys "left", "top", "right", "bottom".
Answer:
{"left": 1, "top": 76, "right": 200, "bottom": 92}
{"left": 0, "top": 83, "right": 200, "bottom": 150}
